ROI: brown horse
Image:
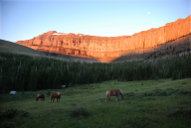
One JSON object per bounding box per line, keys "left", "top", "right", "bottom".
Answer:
{"left": 51, "top": 92, "right": 61, "bottom": 102}
{"left": 105, "top": 89, "right": 124, "bottom": 102}
{"left": 36, "top": 93, "right": 45, "bottom": 101}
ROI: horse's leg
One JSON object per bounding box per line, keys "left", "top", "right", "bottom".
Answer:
{"left": 108, "top": 95, "right": 111, "bottom": 102}
{"left": 105, "top": 97, "right": 108, "bottom": 103}
{"left": 120, "top": 94, "right": 123, "bottom": 100}
{"left": 105, "top": 95, "right": 109, "bottom": 103}
{"left": 120, "top": 92, "right": 124, "bottom": 100}
{"left": 116, "top": 95, "right": 119, "bottom": 101}
{"left": 105, "top": 95, "right": 108, "bottom": 103}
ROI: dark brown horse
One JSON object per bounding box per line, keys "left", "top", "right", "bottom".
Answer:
{"left": 36, "top": 93, "right": 45, "bottom": 101}
{"left": 105, "top": 89, "right": 124, "bottom": 102}
{"left": 51, "top": 92, "right": 61, "bottom": 102}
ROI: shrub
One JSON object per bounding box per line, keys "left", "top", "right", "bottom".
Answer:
{"left": 167, "top": 109, "right": 191, "bottom": 118}
{"left": 68, "top": 107, "right": 90, "bottom": 118}
{"left": 0, "top": 109, "right": 29, "bottom": 120}
{"left": 46, "top": 90, "right": 51, "bottom": 96}
{"left": 124, "top": 92, "right": 135, "bottom": 96}
{"left": 0, "top": 109, "right": 18, "bottom": 119}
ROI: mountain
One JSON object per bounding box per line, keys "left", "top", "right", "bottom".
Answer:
{"left": 0, "top": 39, "right": 98, "bottom": 63}
{"left": 0, "top": 39, "right": 42, "bottom": 56}
{"left": 17, "top": 15, "right": 191, "bottom": 62}
{"left": 113, "top": 34, "right": 191, "bottom": 62}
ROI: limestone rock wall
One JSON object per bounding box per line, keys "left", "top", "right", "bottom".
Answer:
{"left": 17, "top": 15, "right": 191, "bottom": 62}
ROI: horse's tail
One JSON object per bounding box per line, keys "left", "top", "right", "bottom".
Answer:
{"left": 105, "top": 91, "right": 108, "bottom": 97}
{"left": 43, "top": 95, "right": 45, "bottom": 101}
{"left": 119, "top": 89, "right": 124, "bottom": 99}
{"left": 105, "top": 91, "right": 110, "bottom": 102}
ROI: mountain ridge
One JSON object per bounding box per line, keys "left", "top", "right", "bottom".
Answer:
{"left": 0, "top": 39, "right": 98, "bottom": 63}
{"left": 17, "top": 15, "right": 191, "bottom": 62}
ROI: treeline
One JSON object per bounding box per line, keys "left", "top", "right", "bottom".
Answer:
{"left": 0, "top": 52, "right": 191, "bottom": 91}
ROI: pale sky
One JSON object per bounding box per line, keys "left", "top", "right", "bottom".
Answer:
{"left": 0, "top": 0, "right": 190, "bottom": 42}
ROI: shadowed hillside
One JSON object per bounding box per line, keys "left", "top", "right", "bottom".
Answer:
{"left": 0, "top": 39, "right": 42, "bottom": 56}
{"left": 113, "top": 34, "right": 191, "bottom": 62}
{"left": 0, "top": 39, "right": 98, "bottom": 63}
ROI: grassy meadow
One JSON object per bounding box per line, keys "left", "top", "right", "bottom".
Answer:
{"left": 1, "top": 78, "right": 191, "bottom": 128}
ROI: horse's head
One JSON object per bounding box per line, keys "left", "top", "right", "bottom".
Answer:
{"left": 105, "top": 89, "right": 124, "bottom": 102}
{"left": 57, "top": 92, "right": 61, "bottom": 96}
{"left": 36, "top": 93, "right": 45, "bottom": 101}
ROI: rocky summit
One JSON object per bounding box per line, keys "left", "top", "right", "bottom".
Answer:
{"left": 17, "top": 15, "right": 191, "bottom": 62}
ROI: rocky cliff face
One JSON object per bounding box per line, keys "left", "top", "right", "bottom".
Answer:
{"left": 17, "top": 15, "right": 191, "bottom": 62}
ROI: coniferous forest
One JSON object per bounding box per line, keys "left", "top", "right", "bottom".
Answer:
{"left": 0, "top": 51, "right": 191, "bottom": 91}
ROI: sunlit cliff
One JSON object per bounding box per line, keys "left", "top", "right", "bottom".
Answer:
{"left": 17, "top": 15, "right": 191, "bottom": 62}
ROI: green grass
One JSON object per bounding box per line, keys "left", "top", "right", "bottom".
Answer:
{"left": 1, "top": 78, "right": 191, "bottom": 128}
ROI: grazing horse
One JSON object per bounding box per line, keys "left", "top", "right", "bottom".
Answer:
{"left": 51, "top": 92, "right": 61, "bottom": 102}
{"left": 105, "top": 89, "right": 124, "bottom": 102}
{"left": 36, "top": 93, "right": 45, "bottom": 101}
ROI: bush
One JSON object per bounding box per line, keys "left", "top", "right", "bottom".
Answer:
{"left": 0, "top": 109, "right": 29, "bottom": 120}
{"left": 0, "top": 121, "right": 16, "bottom": 128}
{"left": 142, "top": 88, "right": 191, "bottom": 97}
{"left": 167, "top": 109, "right": 191, "bottom": 118}
{"left": 46, "top": 90, "right": 51, "bottom": 96}
{"left": 68, "top": 107, "right": 90, "bottom": 118}
{"left": 124, "top": 92, "right": 135, "bottom": 96}
{"left": 0, "top": 109, "right": 18, "bottom": 119}
{"left": 0, "top": 109, "right": 29, "bottom": 128}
